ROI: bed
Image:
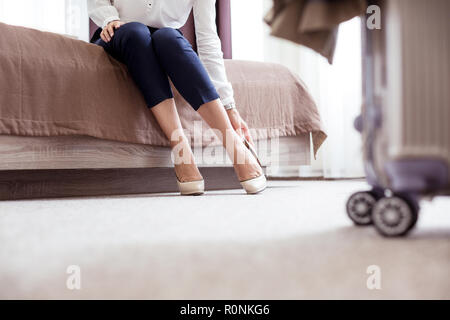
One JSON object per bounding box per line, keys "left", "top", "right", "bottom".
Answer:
{"left": 0, "top": 1, "right": 325, "bottom": 200}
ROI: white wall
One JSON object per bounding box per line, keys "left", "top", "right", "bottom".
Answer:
{"left": 0, "top": 0, "right": 89, "bottom": 41}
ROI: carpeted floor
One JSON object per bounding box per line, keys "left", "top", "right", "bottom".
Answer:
{"left": 0, "top": 180, "right": 449, "bottom": 299}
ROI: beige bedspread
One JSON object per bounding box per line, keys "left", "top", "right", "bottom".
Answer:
{"left": 0, "top": 22, "right": 326, "bottom": 154}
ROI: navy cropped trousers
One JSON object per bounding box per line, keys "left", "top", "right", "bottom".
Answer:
{"left": 91, "top": 22, "right": 220, "bottom": 110}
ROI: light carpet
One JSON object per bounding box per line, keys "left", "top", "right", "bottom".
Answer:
{"left": 0, "top": 180, "right": 449, "bottom": 299}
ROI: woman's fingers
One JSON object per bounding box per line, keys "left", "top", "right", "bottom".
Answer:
{"left": 100, "top": 30, "right": 107, "bottom": 42}
{"left": 101, "top": 29, "right": 110, "bottom": 42}
{"left": 106, "top": 24, "right": 115, "bottom": 38}
{"left": 101, "top": 21, "right": 123, "bottom": 43}
{"left": 103, "top": 26, "right": 112, "bottom": 42}
{"left": 236, "top": 124, "right": 244, "bottom": 138}
{"left": 242, "top": 122, "right": 255, "bottom": 146}
{"left": 113, "top": 21, "right": 124, "bottom": 29}
{"left": 226, "top": 108, "right": 254, "bottom": 143}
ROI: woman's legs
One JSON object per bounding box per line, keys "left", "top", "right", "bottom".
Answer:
{"left": 95, "top": 22, "right": 174, "bottom": 108}
{"left": 151, "top": 28, "right": 219, "bottom": 111}
{"left": 150, "top": 27, "right": 262, "bottom": 182}
{"left": 95, "top": 24, "right": 262, "bottom": 184}
{"left": 197, "top": 99, "right": 263, "bottom": 182}
{"left": 151, "top": 99, "right": 203, "bottom": 183}
{"left": 94, "top": 22, "right": 201, "bottom": 182}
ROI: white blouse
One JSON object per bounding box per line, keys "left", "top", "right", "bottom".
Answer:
{"left": 87, "top": 0, "right": 235, "bottom": 107}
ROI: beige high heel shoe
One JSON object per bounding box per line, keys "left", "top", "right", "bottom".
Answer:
{"left": 177, "top": 178, "right": 205, "bottom": 196}
{"left": 240, "top": 139, "right": 267, "bottom": 194}
{"left": 172, "top": 148, "right": 205, "bottom": 196}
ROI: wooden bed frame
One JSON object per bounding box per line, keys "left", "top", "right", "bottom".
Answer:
{"left": 0, "top": 134, "right": 310, "bottom": 200}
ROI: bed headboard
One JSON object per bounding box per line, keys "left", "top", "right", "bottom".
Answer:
{"left": 89, "top": 0, "right": 232, "bottom": 59}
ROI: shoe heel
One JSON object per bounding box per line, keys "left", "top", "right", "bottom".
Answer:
{"left": 241, "top": 138, "right": 267, "bottom": 194}
{"left": 240, "top": 175, "right": 267, "bottom": 194}
{"left": 177, "top": 179, "right": 205, "bottom": 196}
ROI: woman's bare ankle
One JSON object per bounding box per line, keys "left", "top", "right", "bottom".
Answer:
{"left": 234, "top": 163, "right": 262, "bottom": 182}
{"left": 174, "top": 163, "right": 203, "bottom": 182}
{"left": 227, "top": 137, "right": 263, "bottom": 182}
{"left": 172, "top": 138, "right": 203, "bottom": 182}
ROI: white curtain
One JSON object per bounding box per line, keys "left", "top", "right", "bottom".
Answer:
{"left": 0, "top": 0, "right": 89, "bottom": 41}
{"left": 231, "top": 0, "right": 365, "bottom": 178}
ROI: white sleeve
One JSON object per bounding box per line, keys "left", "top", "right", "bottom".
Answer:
{"left": 193, "top": 0, "right": 235, "bottom": 106}
{"left": 87, "top": 0, "right": 120, "bottom": 28}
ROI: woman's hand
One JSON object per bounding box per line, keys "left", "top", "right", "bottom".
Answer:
{"left": 227, "top": 108, "right": 255, "bottom": 146}
{"left": 101, "top": 20, "right": 126, "bottom": 43}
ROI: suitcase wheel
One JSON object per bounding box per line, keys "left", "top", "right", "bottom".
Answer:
{"left": 346, "top": 191, "right": 379, "bottom": 226}
{"left": 371, "top": 194, "right": 419, "bottom": 237}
